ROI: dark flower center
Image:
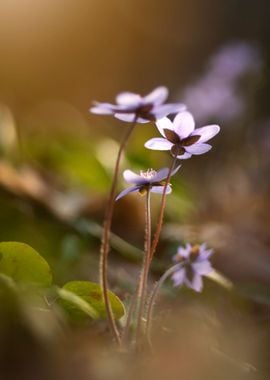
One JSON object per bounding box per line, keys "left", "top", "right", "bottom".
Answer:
{"left": 164, "top": 130, "right": 201, "bottom": 157}
{"left": 136, "top": 104, "right": 155, "bottom": 120}
{"left": 171, "top": 145, "right": 185, "bottom": 157}
{"left": 189, "top": 245, "right": 200, "bottom": 262}
{"left": 181, "top": 135, "right": 201, "bottom": 146}
{"left": 163, "top": 129, "right": 180, "bottom": 144}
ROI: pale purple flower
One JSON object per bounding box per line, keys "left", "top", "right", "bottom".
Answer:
{"left": 144, "top": 111, "right": 220, "bottom": 159}
{"left": 171, "top": 243, "right": 213, "bottom": 292}
{"left": 116, "top": 165, "right": 181, "bottom": 201}
{"left": 181, "top": 42, "right": 262, "bottom": 124}
{"left": 90, "top": 86, "right": 185, "bottom": 123}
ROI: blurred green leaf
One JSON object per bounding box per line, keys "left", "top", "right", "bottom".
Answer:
{"left": 25, "top": 136, "right": 110, "bottom": 191}
{"left": 58, "top": 281, "right": 125, "bottom": 321}
{"left": 0, "top": 242, "right": 53, "bottom": 288}
{"left": 57, "top": 287, "right": 99, "bottom": 320}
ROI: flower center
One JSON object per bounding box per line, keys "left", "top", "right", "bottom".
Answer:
{"left": 140, "top": 168, "right": 156, "bottom": 180}
{"left": 189, "top": 245, "right": 200, "bottom": 262}
{"left": 136, "top": 104, "right": 154, "bottom": 120}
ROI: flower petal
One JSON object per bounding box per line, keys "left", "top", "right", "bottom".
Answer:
{"left": 191, "top": 273, "right": 203, "bottom": 292}
{"left": 176, "top": 152, "right": 192, "bottom": 160}
{"left": 90, "top": 103, "right": 114, "bottom": 115}
{"left": 123, "top": 170, "right": 147, "bottom": 185}
{"left": 199, "top": 247, "right": 213, "bottom": 260}
{"left": 144, "top": 137, "right": 173, "bottom": 151}
{"left": 151, "top": 164, "right": 181, "bottom": 182}
{"left": 192, "top": 260, "right": 213, "bottom": 275}
{"left": 154, "top": 103, "right": 186, "bottom": 119}
{"left": 115, "top": 186, "right": 140, "bottom": 201}
{"left": 143, "top": 86, "right": 168, "bottom": 105}
{"left": 116, "top": 92, "right": 142, "bottom": 106}
{"left": 155, "top": 117, "right": 174, "bottom": 137}
{"left": 173, "top": 111, "right": 195, "bottom": 139}
{"left": 151, "top": 185, "right": 172, "bottom": 194}
{"left": 172, "top": 267, "right": 186, "bottom": 287}
{"left": 193, "top": 125, "right": 220, "bottom": 143}
{"left": 177, "top": 246, "right": 190, "bottom": 258}
{"left": 114, "top": 113, "right": 149, "bottom": 123}
{"left": 185, "top": 143, "right": 212, "bottom": 155}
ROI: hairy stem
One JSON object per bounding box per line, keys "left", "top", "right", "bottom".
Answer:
{"left": 146, "top": 263, "right": 181, "bottom": 346}
{"left": 121, "top": 284, "right": 139, "bottom": 346}
{"left": 100, "top": 120, "right": 137, "bottom": 346}
{"left": 136, "top": 189, "right": 152, "bottom": 343}
{"left": 150, "top": 155, "right": 178, "bottom": 262}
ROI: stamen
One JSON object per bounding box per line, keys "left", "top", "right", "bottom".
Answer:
{"left": 140, "top": 168, "right": 157, "bottom": 179}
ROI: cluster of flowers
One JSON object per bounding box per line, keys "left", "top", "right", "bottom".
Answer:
{"left": 91, "top": 86, "right": 219, "bottom": 291}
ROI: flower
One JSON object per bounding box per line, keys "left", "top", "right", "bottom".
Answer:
{"left": 171, "top": 243, "right": 213, "bottom": 292}
{"left": 181, "top": 42, "right": 262, "bottom": 124}
{"left": 144, "top": 111, "right": 220, "bottom": 159}
{"left": 90, "top": 86, "right": 185, "bottom": 123}
{"left": 115, "top": 165, "right": 181, "bottom": 201}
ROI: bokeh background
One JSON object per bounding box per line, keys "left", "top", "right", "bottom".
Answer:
{"left": 0, "top": 1, "right": 269, "bottom": 379}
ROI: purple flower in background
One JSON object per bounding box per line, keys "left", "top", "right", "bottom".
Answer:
{"left": 181, "top": 42, "right": 262, "bottom": 124}
{"left": 144, "top": 111, "right": 220, "bottom": 159}
{"left": 171, "top": 243, "right": 213, "bottom": 292}
{"left": 90, "top": 86, "right": 185, "bottom": 123}
{"left": 116, "top": 165, "right": 181, "bottom": 201}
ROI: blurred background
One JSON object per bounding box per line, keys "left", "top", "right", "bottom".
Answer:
{"left": 0, "top": 0, "right": 269, "bottom": 379}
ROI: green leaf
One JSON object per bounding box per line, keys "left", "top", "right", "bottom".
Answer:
{"left": 0, "top": 242, "right": 52, "bottom": 288}
{"left": 57, "top": 287, "right": 99, "bottom": 320}
{"left": 59, "top": 281, "right": 125, "bottom": 321}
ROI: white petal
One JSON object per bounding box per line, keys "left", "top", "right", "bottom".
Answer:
{"left": 155, "top": 117, "right": 174, "bottom": 137}
{"left": 115, "top": 186, "right": 140, "bottom": 201}
{"left": 114, "top": 113, "right": 137, "bottom": 122}
{"left": 115, "top": 113, "right": 149, "bottom": 123}
{"left": 177, "top": 246, "right": 190, "bottom": 258}
{"left": 199, "top": 247, "right": 213, "bottom": 260}
{"left": 192, "top": 125, "right": 220, "bottom": 143}
{"left": 191, "top": 273, "right": 203, "bottom": 292}
{"left": 173, "top": 111, "right": 195, "bottom": 139}
{"left": 143, "top": 86, "right": 168, "bottom": 105}
{"left": 151, "top": 164, "right": 181, "bottom": 182}
{"left": 151, "top": 167, "right": 169, "bottom": 182}
{"left": 123, "top": 170, "right": 146, "bottom": 185}
{"left": 185, "top": 143, "right": 212, "bottom": 155}
{"left": 116, "top": 92, "right": 142, "bottom": 106}
{"left": 172, "top": 268, "right": 186, "bottom": 287}
{"left": 153, "top": 103, "right": 186, "bottom": 119}
{"left": 192, "top": 260, "right": 212, "bottom": 275}
{"left": 135, "top": 117, "right": 152, "bottom": 124}
{"left": 144, "top": 137, "right": 173, "bottom": 151}
{"left": 176, "top": 152, "right": 192, "bottom": 160}
{"left": 151, "top": 185, "right": 172, "bottom": 195}
{"left": 90, "top": 103, "right": 114, "bottom": 115}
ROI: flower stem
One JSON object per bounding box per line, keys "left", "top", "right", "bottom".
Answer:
{"left": 121, "top": 283, "right": 139, "bottom": 346}
{"left": 145, "top": 263, "right": 181, "bottom": 346}
{"left": 100, "top": 119, "right": 137, "bottom": 346}
{"left": 136, "top": 188, "right": 152, "bottom": 343}
{"left": 150, "top": 155, "right": 178, "bottom": 262}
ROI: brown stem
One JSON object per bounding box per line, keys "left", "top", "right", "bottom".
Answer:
{"left": 150, "top": 155, "right": 177, "bottom": 262}
{"left": 100, "top": 119, "right": 137, "bottom": 346}
{"left": 136, "top": 189, "right": 151, "bottom": 343}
